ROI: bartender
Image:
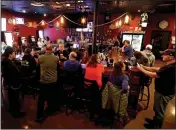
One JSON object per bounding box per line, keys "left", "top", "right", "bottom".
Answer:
{"left": 54, "top": 43, "right": 68, "bottom": 62}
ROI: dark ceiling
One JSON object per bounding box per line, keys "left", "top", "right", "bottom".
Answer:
{"left": 1, "top": 0, "right": 175, "bottom": 16}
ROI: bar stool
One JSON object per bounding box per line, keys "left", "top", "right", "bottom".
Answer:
{"left": 138, "top": 78, "right": 152, "bottom": 109}
{"left": 63, "top": 84, "right": 76, "bottom": 116}
{"left": 77, "top": 78, "right": 100, "bottom": 121}
{"left": 62, "top": 71, "right": 80, "bottom": 116}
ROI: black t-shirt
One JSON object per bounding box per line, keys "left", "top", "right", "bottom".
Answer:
{"left": 155, "top": 62, "right": 176, "bottom": 96}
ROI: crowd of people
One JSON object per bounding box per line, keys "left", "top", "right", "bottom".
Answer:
{"left": 1, "top": 37, "right": 175, "bottom": 128}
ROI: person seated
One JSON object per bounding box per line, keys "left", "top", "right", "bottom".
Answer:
{"left": 54, "top": 43, "right": 68, "bottom": 62}
{"left": 141, "top": 44, "right": 155, "bottom": 67}
{"left": 84, "top": 54, "right": 104, "bottom": 89}
{"left": 108, "top": 61, "right": 129, "bottom": 92}
{"left": 102, "top": 61, "right": 129, "bottom": 122}
{"left": 130, "top": 51, "right": 149, "bottom": 66}
{"left": 64, "top": 51, "right": 82, "bottom": 74}
{"left": 121, "top": 40, "right": 133, "bottom": 59}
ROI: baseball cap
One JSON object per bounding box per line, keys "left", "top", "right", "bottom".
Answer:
{"left": 4, "top": 46, "right": 14, "bottom": 56}
{"left": 145, "top": 44, "right": 152, "bottom": 50}
{"left": 161, "top": 49, "right": 176, "bottom": 58}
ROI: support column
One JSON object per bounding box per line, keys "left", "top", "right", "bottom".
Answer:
{"left": 92, "top": 0, "right": 99, "bottom": 54}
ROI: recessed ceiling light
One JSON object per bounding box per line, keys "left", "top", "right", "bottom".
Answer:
{"left": 66, "top": 4, "right": 70, "bottom": 7}
{"left": 56, "top": 2, "right": 60, "bottom": 4}
{"left": 138, "top": 10, "right": 141, "bottom": 12}
{"left": 84, "top": 5, "right": 88, "bottom": 8}
{"left": 22, "top": 10, "right": 26, "bottom": 13}
{"left": 31, "top": 2, "right": 45, "bottom": 7}
{"left": 44, "top": 13, "right": 47, "bottom": 16}
{"left": 35, "top": 12, "right": 37, "bottom": 13}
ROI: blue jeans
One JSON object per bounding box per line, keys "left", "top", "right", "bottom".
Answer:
{"left": 153, "top": 91, "right": 174, "bottom": 128}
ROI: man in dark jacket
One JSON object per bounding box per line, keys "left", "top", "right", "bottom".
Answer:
{"left": 137, "top": 49, "right": 175, "bottom": 128}
{"left": 2, "top": 46, "right": 25, "bottom": 118}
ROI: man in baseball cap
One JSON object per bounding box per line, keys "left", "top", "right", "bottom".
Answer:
{"left": 160, "top": 49, "right": 175, "bottom": 58}
{"left": 137, "top": 48, "right": 175, "bottom": 128}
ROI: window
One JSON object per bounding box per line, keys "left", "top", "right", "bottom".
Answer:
{"left": 1, "top": 18, "right": 6, "bottom": 31}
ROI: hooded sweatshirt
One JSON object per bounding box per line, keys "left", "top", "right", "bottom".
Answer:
{"left": 141, "top": 50, "right": 155, "bottom": 67}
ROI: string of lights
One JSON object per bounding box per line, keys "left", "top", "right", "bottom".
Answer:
{"left": 9, "top": 12, "right": 131, "bottom": 28}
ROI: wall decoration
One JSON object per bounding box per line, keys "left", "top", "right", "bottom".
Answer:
{"left": 139, "top": 12, "right": 148, "bottom": 27}
{"left": 8, "top": 18, "right": 13, "bottom": 24}
{"left": 159, "top": 20, "right": 168, "bottom": 29}
{"left": 172, "top": 36, "right": 175, "bottom": 44}
{"left": 33, "top": 21, "right": 37, "bottom": 28}
{"left": 49, "top": 22, "right": 54, "bottom": 28}
{"left": 13, "top": 25, "right": 19, "bottom": 32}
{"left": 27, "top": 22, "right": 33, "bottom": 27}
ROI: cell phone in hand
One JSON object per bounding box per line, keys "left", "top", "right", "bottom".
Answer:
{"left": 137, "top": 63, "right": 140, "bottom": 67}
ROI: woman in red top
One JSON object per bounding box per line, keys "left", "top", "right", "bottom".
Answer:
{"left": 84, "top": 54, "right": 104, "bottom": 88}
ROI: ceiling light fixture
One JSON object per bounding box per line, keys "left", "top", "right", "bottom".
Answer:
{"left": 41, "top": 20, "right": 45, "bottom": 26}
{"left": 138, "top": 10, "right": 141, "bottom": 12}
{"left": 124, "top": 15, "right": 130, "bottom": 24}
{"left": 35, "top": 12, "right": 37, "bottom": 13}
{"left": 78, "top": 0, "right": 83, "bottom": 3}
{"left": 60, "top": 16, "right": 64, "bottom": 24}
{"left": 44, "top": 13, "right": 47, "bottom": 17}
{"left": 22, "top": 10, "right": 26, "bottom": 13}
{"left": 84, "top": 5, "right": 88, "bottom": 8}
{"left": 31, "top": 2, "right": 45, "bottom": 7}
{"left": 56, "top": 2, "right": 60, "bottom": 4}
{"left": 115, "top": 21, "right": 119, "bottom": 28}
{"left": 66, "top": 4, "right": 71, "bottom": 7}
{"left": 119, "top": 20, "right": 122, "bottom": 27}
{"left": 81, "top": 17, "right": 86, "bottom": 24}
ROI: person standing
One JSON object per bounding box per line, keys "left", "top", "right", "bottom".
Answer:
{"left": 36, "top": 46, "right": 59, "bottom": 123}
{"left": 121, "top": 40, "right": 133, "bottom": 59}
{"left": 137, "top": 49, "right": 175, "bottom": 129}
{"left": 2, "top": 46, "right": 26, "bottom": 118}
{"left": 54, "top": 43, "right": 68, "bottom": 62}
{"left": 37, "top": 38, "right": 45, "bottom": 48}
{"left": 141, "top": 44, "right": 155, "bottom": 67}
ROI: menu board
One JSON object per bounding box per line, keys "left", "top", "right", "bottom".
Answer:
{"left": 131, "top": 35, "right": 143, "bottom": 51}
{"left": 122, "top": 34, "right": 132, "bottom": 44}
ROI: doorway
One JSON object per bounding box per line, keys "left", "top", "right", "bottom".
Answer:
{"left": 150, "top": 30, "right": 171, "bottom": 59}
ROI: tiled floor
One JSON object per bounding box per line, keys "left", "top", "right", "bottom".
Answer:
{"left": 1, "top": 60, "right": 175, "bottom": 129}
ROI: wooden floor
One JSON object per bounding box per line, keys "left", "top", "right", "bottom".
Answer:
{"left": 1, "top": 51, "right": 176, "bottom": 129}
